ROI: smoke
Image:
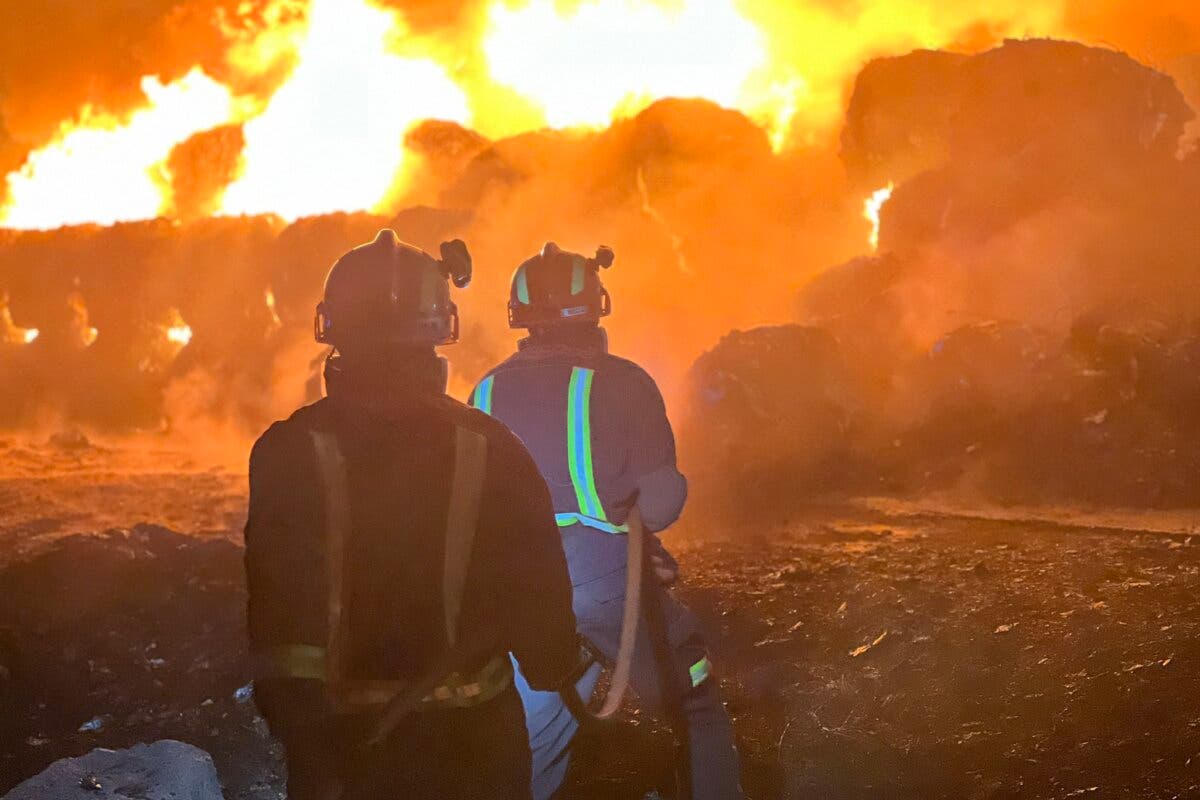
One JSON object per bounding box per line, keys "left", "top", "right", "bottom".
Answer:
{"left": 0, "top": 0, "right": 1198, "bottom": 511}
{"left": 683, "top": 39, "right": 1200, "bottom": 517}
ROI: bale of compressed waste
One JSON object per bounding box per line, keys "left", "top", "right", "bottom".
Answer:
{"left": 680, "top": 324, "right": 867, "bottom": 519}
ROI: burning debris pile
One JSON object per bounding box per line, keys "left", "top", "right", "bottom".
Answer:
{"left": 0, "top": 95, "right": 857, "bottom": 434}
{"left": 685, "top": 40, "right": 1200, "bottom": 515}
{"left": 1, "top": 35, "right": 1198, "bottom": 515}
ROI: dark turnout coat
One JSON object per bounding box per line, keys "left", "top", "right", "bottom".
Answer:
{"left": 244, "top": 363, "right": 578, "bottom": 799}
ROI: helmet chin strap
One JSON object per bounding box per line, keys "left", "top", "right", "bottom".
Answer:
{"left": 435, "top": 355, "right": 450, "bottom": 394}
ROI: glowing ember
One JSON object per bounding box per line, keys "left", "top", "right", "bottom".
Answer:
{"left": 483, "top": 0, "right": 766, "bottom": 131}
{"left": 68, "top": 292, "right": 99, "bottom": 347}
{"left": 265, "top": 288, "right": 282, "bottom": 333}
{"left": 219, "top": 0, "right": 470, "bottom": 220}
{"left": 167, "top": 325, "right": 193, "bottom": 346}
{"left": 22, "top": 328, "right": 39, "bottom": 344}
{"left": 165, "top": 309, "right": 194, "bottom": 347}
{"left": 863, "top": 182, "right": 894, "bottom": 251}
{"left": 0, "top": 69, "right": 235, "bottom": 230}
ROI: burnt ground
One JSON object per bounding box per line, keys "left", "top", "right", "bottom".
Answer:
{"left": 2, "top": 438, "right": 1200, "bottom": 799}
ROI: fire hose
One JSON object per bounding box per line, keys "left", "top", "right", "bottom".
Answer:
{"left": 560, "top": 504, "right": 692, "bottom": 798}
{"left": 592, "top": 504, "right": 645, "bottom": 719}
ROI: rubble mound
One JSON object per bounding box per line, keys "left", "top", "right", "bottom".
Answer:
{"left": 676, "top": 39, "right": 1200, "bottom": 512}
{"left": 681, "top": 325, "right": 869, "bottom": 519}
{"left": 2, "top": 740, "right": 222, "bottom": 800}
{"left": 0, "top": 526, "right": 280, "bottom": 799}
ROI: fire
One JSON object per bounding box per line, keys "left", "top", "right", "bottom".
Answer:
{"left": 482, "top": 0, "right": 768, "bottom": 131}
{"left": 22, "top": 328, "right": 39, "bottom": 345}
{"left": 167, "top": 325, "right": 193, "bottom": 346}
{"left": 863, "top": 182, "right": 894, "bottom": 251}
{"left": 265, "top": 288, "right": 283, "bottom": 333}
{"left": 0, "top": 0, "right": 1116, "bottom": 228}
{"left": 219, "top": 0, "right": 470, "bottom": 220}
{"left": 68, "top": 293, "right": 100, "bottom": 347}
{"left": 165, "top": 309, "right": 194, "bottom": 347}
{"left": 0, "top": 69, "right": 235, "bottom": 230}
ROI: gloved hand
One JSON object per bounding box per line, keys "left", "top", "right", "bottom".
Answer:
{"left": 648, "top": 537, "right": 679, "bottom": 586}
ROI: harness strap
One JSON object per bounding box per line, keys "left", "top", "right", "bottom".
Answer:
{"left": 444, "top": 426, "right": 488, "bottom": 648}
{"left": 255, "top": 424, "right": 501, "bottom": 714}
{"left": 310, "top": 429, "right": 351, "bottom": 689}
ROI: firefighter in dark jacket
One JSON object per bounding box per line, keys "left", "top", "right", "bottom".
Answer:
{"left": 245, "top": 230, "right": 579, "bottom": 800}
{"left": 470, "top": 242, "right": 743, "bottom": 799}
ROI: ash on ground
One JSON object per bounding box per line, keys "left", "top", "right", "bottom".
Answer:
{"left": 3, "top": 507, "right": 1200, "bottom": 799}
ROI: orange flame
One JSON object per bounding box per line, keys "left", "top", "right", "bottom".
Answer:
{"left": 0, "top": 69, "right": 235, "bottom": 229}
{"left": 482, "top": 0, "right": 769, "bottom": 131}
{"left": 165, "top": 308, "right": 193, "bottom": 347}
{"left": 0, "top": 0, "right": 1120, "bottom": 228}
{"left": 219, "top": 0, "right": 470, "bottom": 220}
{"left": 864, "top": 182, "right": 894, "bottom": 251}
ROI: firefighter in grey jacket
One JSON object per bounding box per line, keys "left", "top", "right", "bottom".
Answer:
{"left": 471, "top": 242, "right": 743, "bottom": 799}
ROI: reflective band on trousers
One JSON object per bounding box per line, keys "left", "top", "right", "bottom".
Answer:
{"left": 689, "top": 656, "right": 712, "bottom": 687}
{"left": 472, "top": 375, "right": 494, "bottom": 415}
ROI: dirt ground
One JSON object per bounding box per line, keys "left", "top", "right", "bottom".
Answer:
{"left": 2, "top": 435, "right": 1200, "bottom": 799}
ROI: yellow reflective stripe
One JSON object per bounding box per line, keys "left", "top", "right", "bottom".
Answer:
{"left": 255, "top": 644, "right": 327, "bottom": 680}
{"left": 555, "top": 512, "right": 629, "bottom": 534}
{"left": 567, "top": 367, "right": 608, "bottom": 521}
{"left": 335, "top": 654, "right": 513, "bottom": 709}
{"left": 689, "top": 656, "right": 712, "bottom": 687}
{"left": 423, "top": 653, "right": 513, "bottom": 708}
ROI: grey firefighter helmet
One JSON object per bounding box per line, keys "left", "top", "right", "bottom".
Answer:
{"left": 507, "top": 242, "right": 614, "bottom": 329}
{"left": 314, "top": 229, "right": 472, "bottom": 349}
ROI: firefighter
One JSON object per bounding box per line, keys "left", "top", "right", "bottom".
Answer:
{"left": 470, "top": 243, "right": 743, "bottom": 799}
{"left": 245, "top": 230, "right": 579, "bottom": 800}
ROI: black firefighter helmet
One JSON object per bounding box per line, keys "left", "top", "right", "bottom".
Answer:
{"left": 314, "top": 229, "right": 472, "bottom": 350}
{"left": 508, "top": 242, "right": 614, "bottom": 330}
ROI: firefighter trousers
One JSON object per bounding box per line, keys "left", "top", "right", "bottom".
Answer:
{"left": 515, "top": 569, "right": 743, "bottom": 800}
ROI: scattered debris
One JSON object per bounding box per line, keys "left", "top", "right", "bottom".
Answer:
{"left": 850, "top": 631, "right": 888, "bottom": 658}
{"left": 76, "top": 717, "right": 105, "bottom": 734}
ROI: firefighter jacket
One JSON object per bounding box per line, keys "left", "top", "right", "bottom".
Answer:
{"left": 470, "top": 327, "right": 687, "bottom": 592}
{"left": 244, "top": 356, "right": 579, "bottom": 741}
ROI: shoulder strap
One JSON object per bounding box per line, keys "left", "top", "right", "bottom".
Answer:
{"left": 309, "top": 429, "right": 351, "bottom": 687}
{"left": 443, "top": 425, "right": 488, "bottom": 647}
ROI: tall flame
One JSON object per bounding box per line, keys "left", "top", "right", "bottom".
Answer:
{"left": 0, "top": 0, "right": 1149, "bottom": 229}
{"left": 0, "top": 70, "right": 234, "bottom": 229}
{"left": 482, "top": 0, "right": 768, "bottom": 130}
{"left": 220, "top": 0, "right": 470, "bottom": 220}
{"left": 864, "top": 182, "right": 894, "bottom": 251}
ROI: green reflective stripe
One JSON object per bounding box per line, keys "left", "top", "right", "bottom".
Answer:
{"left": 255, "top": 644, "right": 327, "bottom": 680}
{"left": 555, "top": 512, "right": 629, "bottom": 534}
{"left": 567, "top": 367, "right": 607, "bottom": 522}
{"left": 570, "top": 258, "right": 585, "bottom": 295}
{"left": 471, "top": 375, "right": 494, "bottom": 415}
{"left": 566, "top": 368, "right": 593, "bottom": 518}
{"left": 516, "top": 267, "right": 530, "bottom": 304}
{"left": 689, "top": 656, "right": 712, "bottom": 687}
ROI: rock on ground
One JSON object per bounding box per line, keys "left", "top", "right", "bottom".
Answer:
{"left": 2, "top": 740, "right": 223, "bottom": 800}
